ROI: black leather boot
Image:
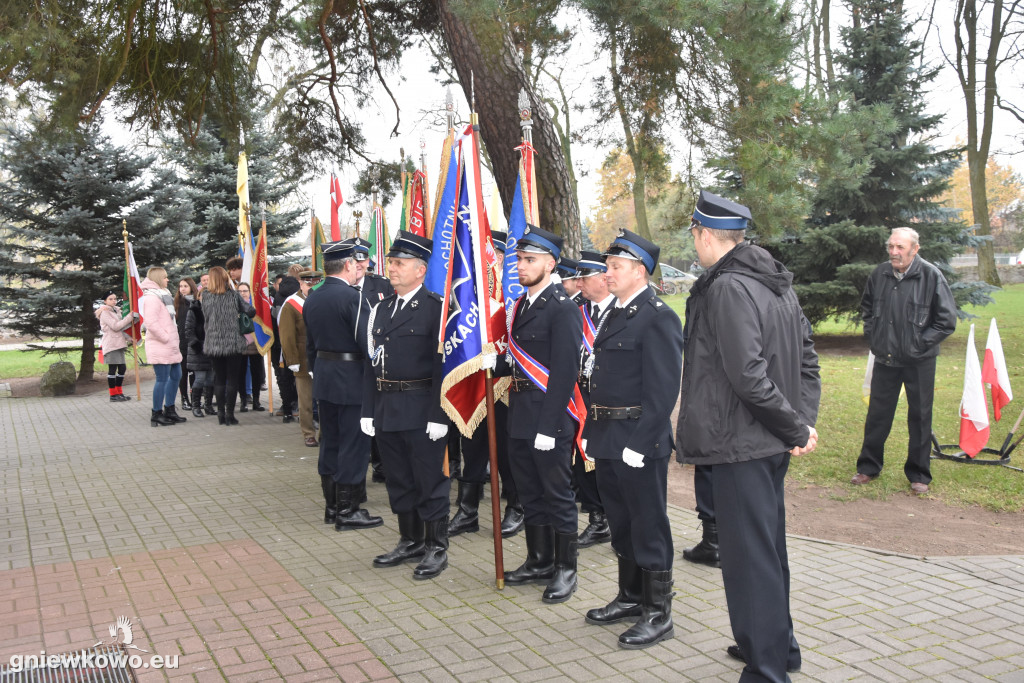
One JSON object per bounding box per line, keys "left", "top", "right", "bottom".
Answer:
{"left": 413, "top": 516, "right": 449, "bottom": 579}
{"left": 191, "top": 390, "right": 205, "bottom": 418}
{"left": 321, "top": 475, "right": 337, "bottom": 525}
{"left": 251, "top": 394, "right": 266, "bottom": 412}
{"left": 162, "top": 405, "right": 187, "bottom": 423}
{"left": 151, "top": 409, "right": 175, "bottom": 427}
{"left": 542, "top": 532, "right": 578, "bottom": 603}
{"left": 682, "top": 521, "right": 720, "bottom": 568}
{"left": 239, "top": 393, "right": 249, "bottom": 413}
{"left": 618, "top": 569, "right": 675, "bottom": 649}
{"left": 585, "top": 554, "right": 643, "bottom": 624}
{"left": 181, "top": 391, "right": 192, "bottom": 410}
{"left": 578, "top": 511, "right": 611, "bottom": 548}
{"left": 334, "top": 483, "right": 383, "bottom": 531}
{"left": 225, "top": 391, "right": 239, "bottom": 425}
{"left": 500, "top": 493, "right": 525, "bottom": 538}
{"left": 357, "top": 478, "right": 368, "bottom": 504}
{"left": 374, "top": 511, "right": 425, "bottom": 567}
{"left": 504, "top": 524, "right": 554, "bottom": 585}
{"left": 447, "top": 480, "right": 483, "bottom": 537}
{"left": 203, "top": 386, "right": 216, "bottom": 415}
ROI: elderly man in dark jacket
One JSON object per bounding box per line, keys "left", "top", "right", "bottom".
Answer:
{"left": 854, "top": 227, "right": 957, "bottom": 494}
{"left": 677, "top": 191, "right": 820, "bottom": 683}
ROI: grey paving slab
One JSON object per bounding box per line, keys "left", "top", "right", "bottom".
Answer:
{"left": 2, "top": 387, "right": 1023, "bottom": 681}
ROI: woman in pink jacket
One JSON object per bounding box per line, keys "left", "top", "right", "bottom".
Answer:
{"left": 139, "top": 267, "right": 186, "bottom": 427}
{"left": 95, "top": 290, "right": 137, "bottom": 402}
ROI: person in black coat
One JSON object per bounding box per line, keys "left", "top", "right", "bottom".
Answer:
{"left": 581, "top": 230, "right": 683, "bottom": 650}
{"left": 493, "top": 225, "right": 583, "bottom": 604}
{"left": 184, "top": 292, "right": 214, "bottom": 418}
{"left": 676, "top": 191, "right": 820, "bottom": 680}
{"left": 304, "top": 241, "right": 381, "bottom": 532}
{"left": 361, "top": 231, "right": 451, "bottom": 580}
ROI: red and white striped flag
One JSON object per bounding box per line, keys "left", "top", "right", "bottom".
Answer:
{"left": 959, "top": 324, "right": 990, "bottom": 458}
{"left": 982, "top": 318, "right": 1013, "bottom": 421}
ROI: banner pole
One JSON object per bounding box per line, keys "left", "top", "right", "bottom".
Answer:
{"left": 122, "top": 220, "right": 141, "bottom": 401}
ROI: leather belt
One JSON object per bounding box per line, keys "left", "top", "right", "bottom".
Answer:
{"left": 376, "top": 378, "right": 432, "bottom": 392}
{"left": 590, "top": 405, "right": 642, "bottom": 420}
{"left": 317, "top": 350, "right": 364, "bottom": 362}
{"left": 509, "top": 378, "right": 540, "bottom": 392}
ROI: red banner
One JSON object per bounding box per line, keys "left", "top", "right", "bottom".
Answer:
{"left": 330, "top": 173, "right": 343, "bottom": 241}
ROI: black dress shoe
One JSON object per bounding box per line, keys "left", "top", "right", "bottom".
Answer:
{"left": 726, "top": 644, "right": 801, "bottom": 673}
{"left": 282, "top": 414, "right": 296, "bottom": 423}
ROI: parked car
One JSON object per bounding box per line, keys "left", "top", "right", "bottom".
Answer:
{"left": 658, "top": 263, "right": 698, "bottom": 295}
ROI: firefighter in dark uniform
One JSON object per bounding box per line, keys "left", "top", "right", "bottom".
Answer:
{"left": 448, "top": 228, "right": 525, "bottom": 540}
{"left": 304, "top": 241, "right": 382, "bottom": 532}
{"left": 340, "top": 236, "right": 395, "bottom": 485}
{"left": 494, "top": 225, "right": 583, "bottom": 604}
{"left": 360, "top": 231, "right": 452, "bottom": 579}
{"left": 573, "top": 251, "right": 614, "bottom": 549}
{"left": 582, "top": 229, "right": 683, "bottom": 650}
{"left": 555, "top": 257, "right": 583, "bottom": 304}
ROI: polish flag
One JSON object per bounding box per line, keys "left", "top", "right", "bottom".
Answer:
{"left": 982, "top": 318, "right": 1013, "bottom": 421}
{"left": 959, "top": 324, "right": 990, "bottom": 458}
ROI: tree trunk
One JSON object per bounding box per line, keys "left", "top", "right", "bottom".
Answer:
{"left": 79, "top": 300, "right": 96, "bottom": 381}
{"left": 436, "top": 0, "right": 581, "bottom": 256}
{"left": 969, "top": 148, "right": 1000, "bottom": 285}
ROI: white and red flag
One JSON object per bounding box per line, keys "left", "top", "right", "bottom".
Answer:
{"left": 121, "top": 241, "right": 144, "bottom": 341}
{"left": 330, "top": 173, "right": 343, "bottom": 240}
{"left": 982, "top": 318, "right": 1013, "bottom": 421}
{"left": 959, "top": 324, "right": 990, "bottom": 457}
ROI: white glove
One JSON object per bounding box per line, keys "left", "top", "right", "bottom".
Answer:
{"left": 481, "top": 353, "right": 497, "bottom": 371}
{"left": 288, "top": 364, "right": 299, "bottom": 372}
{"left": 426, "top": 422, "right": 448, "bottom": 441}
{"left": 308, "top": 371, "right": 314, "bottom": 378}
{"left": 581, "top": 439, "right": 588, "bottom": 452}
{"left": 360, "top": 417, "right": 375, "bottom": 437}
{"left": 622, "top": 448, "right": 645, "bottom": 468}
{"left": 534, "top": 434, "right": 555, "bottom": 451}
{"left": 132, "top": 312, "right": 140, "bottom": 321}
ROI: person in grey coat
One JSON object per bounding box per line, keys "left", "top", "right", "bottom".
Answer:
{"left": 201, "top": 265, "right": 255, "bottom": 425}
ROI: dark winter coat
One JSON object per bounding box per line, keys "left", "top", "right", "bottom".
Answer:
{"left": 202, "top": 289, "right": 255, "bottom": 357}
{"left": 861, "top": 255, "right": 957, "bottom": 367}
{"left": 185, "top": 300, "right": 212, "bottom": 371}
{"left": 676, "top": 241, "right": 821, "bottom": 466}
{"left": 176, "top": 296, "right": 192, "bottom": 359}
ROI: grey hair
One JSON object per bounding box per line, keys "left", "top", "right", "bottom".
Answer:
{"left": 890, "top": 227, "right": 919, "bottom": 246}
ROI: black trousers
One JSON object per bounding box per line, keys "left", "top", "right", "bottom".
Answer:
{"left": 377, "top": 428, "right": 450, "bottom": 522}
{"left": 596, "top": 457, "right": 672, "bottom": 570}
{"left": 210, "top": 355, "right": 245, "bottom": 407}
{"left": 508, "top": 434, "right": 576, "bottom": 533}
{"left": 239, "top": 353, "right": 266, "bottom": 403}
{"left": 571, "top": 455, "right": 603, "bottom": 514}
{"left": 713, "top": 453, "right": 799, "bottom": 683}
{"left": 694, "top": 464, "right": 714, "bottom": 522}
{"left": 276, "top": 364, "right": 297, "bottom": 415}
{"left": 317, "top": 401, "right": 370, "bottom": 484}
{"left": 461, "top": 402, "right": 517, "bottom": 497}
{"left": 857, "top": 358, "right": 935, "bottom": 484}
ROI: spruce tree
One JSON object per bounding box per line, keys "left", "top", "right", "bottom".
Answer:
{"left": 771, "top": 0, "right": 989, "bottom": 324}
{"left": 0, "top": 120, "right": 203, "bottom": 379}
{"left": 164, "top": 117, "right": 306, "bottom": 272}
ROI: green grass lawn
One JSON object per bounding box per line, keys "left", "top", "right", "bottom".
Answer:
{"left": 663, "top": 283, "right": 1024, "bottom": 512}
{"left": 0, "top": 348, "right": 88, "bottom": 380}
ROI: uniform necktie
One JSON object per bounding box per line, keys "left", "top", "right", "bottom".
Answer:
{"left": 591, "top": 303, "right": 599, "bottom": 320}
{"left": 393, "top": 298, "right": 405, "bottom": 318}
{"left": 520, "top": 298, "right": 531, "bottom": 316}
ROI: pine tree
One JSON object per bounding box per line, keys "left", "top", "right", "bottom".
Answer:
{"left": 0, "top": 120, "right": 203, "bottom": 379}
{"left": 164, "top": 117, "right": 305, "bottom": 272}
{"left": 771, "top": 0, "right": 991, "bottom": 324}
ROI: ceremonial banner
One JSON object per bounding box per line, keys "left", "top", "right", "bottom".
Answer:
{"left": 406, "top": 170, "right": 428, "bottom": 236}
{"left": 236, "top": 149, "right": 250, "bottom": 253}
{"left": 982, "top": 318, "right": 1013, "bottom": 421}
{"left": 312, "top": 213, "right": 327, "bottom": 272}
{"left": 121, "top": 241, "right": 143, "bottom": 341}
{"left": 330, "top": 173, "right": 343, "bottom": 241}
{"left": 502, "top": 141, "right": 536, "bottom": 321}
{"left": 368, "top": 203, "right": 390, "bottom": 277}
{"left": 959, "top": 324, "right": 990, "bottom": 457}
{"left": 439, "top": 127, "right": 509, "bottom": 437}
{"left": 246, "top": 220, "right": 275, "bottom": 355}
{"left": 424, "top": 133, "right": 458, "bottom": 295}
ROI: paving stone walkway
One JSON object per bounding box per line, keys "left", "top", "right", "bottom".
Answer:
{"left": 1, "top": 386, "right": 1022, "bottom": 681}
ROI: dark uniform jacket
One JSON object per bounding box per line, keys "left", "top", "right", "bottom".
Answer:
{"left": 861, "top": 256, "right": 956, "bottom": 367}
{"left": 361, "top": 286, "right": 447, "bottom": 432}
{"left": 358, "top": 272, "right": 395, "bottom": 306}
{"left": 676, "top": 242, "right": 820, "bottom": 466}
{"left": 583, "top": 286, "right": 682, "bottom": 461}
{"left": 498, "top": 282, "right": 583, "bottom": 440}
{"left": 303, "top": 276, "right": 369, "bottom": 405}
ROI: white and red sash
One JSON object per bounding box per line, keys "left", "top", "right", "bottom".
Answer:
{"left": 581, "top": 304, "right": 596, "bottom": 355}
{"left": 508, "top": 297, "right": 590, "bottom": 463}
{"left": 279, "top": 292, "right": 304, "bottom": 326}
